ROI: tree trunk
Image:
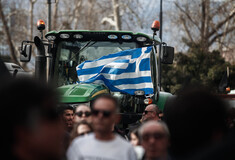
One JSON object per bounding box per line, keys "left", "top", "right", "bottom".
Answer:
{"left": 30, "top": 1, "right": 34, "bottom": 40}
{"left": 74, "top": 0, "right": 82, "bottom": 29}
{"left": 52, "top": 0, "right": 59, "bottom": 30}
{"left": 200, "top": 0, "right": 210, "bottom": 53}
{"left": 0, "top": 1, "right": 20, "bottom": 65}
{"left": 88, "top": 0, "right": 94, "bottom": 30}
{"left": 112, "top": 0, "right": 121, "bottom": 30}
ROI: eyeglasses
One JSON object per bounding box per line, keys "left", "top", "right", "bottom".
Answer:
{"left": 91, "top": 109, "right": 113, "bottom": 118}
{"left": 79, "top": 131, "right": 92, "bottom": 136}
{"left": 142, "top": 132, "right": 166, "bottom": 141}
{"left": 143, "top": 110, "right": 154, "bottom": 114}
{"left": 75, "top": 111, "right": 91, "bottom": 117}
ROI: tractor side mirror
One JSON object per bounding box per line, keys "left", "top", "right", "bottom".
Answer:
{"left": 68, "top": 60, "right": 74, "bottom": 68}
{"left": 161, "top": 45, "right": 174, "bottom": 64}
{"left": 20, "top": 44, "right": 32, "bottom": 62}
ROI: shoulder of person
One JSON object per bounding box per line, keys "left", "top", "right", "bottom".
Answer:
{"left": 115, "top": 134, "right": 133, "bottom": 147}
{"left": 71, "top": 133, "right": 94, "bottom": 146}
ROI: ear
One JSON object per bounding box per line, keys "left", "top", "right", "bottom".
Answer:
{"left": 115, "top": 114, "right": 121, "bottom": 124}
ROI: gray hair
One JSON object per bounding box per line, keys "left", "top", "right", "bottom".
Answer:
{"left": 138, "top": 120, "right": 170, "bottom": 139}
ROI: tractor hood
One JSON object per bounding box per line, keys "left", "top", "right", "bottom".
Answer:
{"left": 58, "top": 83, "right": 109, "bottom": 103}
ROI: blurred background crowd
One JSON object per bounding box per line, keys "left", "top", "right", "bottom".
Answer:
{"left": 1, "top": 69, "right": 234, "bottom": 160}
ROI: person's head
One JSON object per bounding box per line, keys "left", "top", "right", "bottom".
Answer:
{"left": 1, "top": 78, "right": 64, "bottom": 160}
{"left": 70, "top": 121, "right": 93, "bottom": 142}
{"left": 57, "top": 104, "right": 74, "bottom": 132}
{"left": 77, "top": 121, "right": 92, "bottom": 136}
{"left": 91, "top": 94, "right": 119, "bottom": 135}
{"left": 74, "top": 104, "right": 92, "bottom": 123}
{"left": 142, "top": 104, "right": 160, "bottom": 122}
{"left": 139, "top": 121, "right": 170, "bottom": 159}
{"left": 164, "top": 87, "right": 227, "bottom": 158}
{"left": 130, "top": 129, "right": 140, "bottom": 146}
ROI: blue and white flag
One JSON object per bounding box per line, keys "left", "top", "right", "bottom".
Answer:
{"left": 76, "top": 46, "right": 154, "bottom": 95}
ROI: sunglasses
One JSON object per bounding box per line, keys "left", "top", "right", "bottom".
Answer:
{"left": 143, "top": 110, "right": 154, "bottom": 114}
{"left": 79, "top": 131, "right": 92, "bottom": 136}
{"left": 92, "top": 109, "right": 113, "bottom": 118}
{"left": 75, "top": 111, "right": 91, "bottom": 117}
{"left": 142, "top": 132, "right": 166, "bottom": 141}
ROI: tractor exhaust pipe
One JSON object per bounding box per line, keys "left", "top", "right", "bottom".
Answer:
{"left": 34, "top": 36, "right": 46, "bottom": 82}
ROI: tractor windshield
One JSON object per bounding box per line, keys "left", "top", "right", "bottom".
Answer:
{"left": 54, "top": 41, "right": 138, "bottom": 86}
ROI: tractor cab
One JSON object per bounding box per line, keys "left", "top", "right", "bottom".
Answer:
{"left": 47, "top": 31, "right": 158, "bottom": 87}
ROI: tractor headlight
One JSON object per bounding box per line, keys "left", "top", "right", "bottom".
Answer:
{"left": 144, "top": 98, "right": 153, "bottom": 105}
{"left": 134, "top": 90, "right": 145, "bottom": 96}
{"left": 46, "top": 35, "right": 56, "bottom": 41}
{"left": 108, "top": 34, "right": 118, "bottom": 40}
{"left": 136, "top": 36, "right": 147, "bottom": 42}
{"left": 122, "top": 35, "right": 132, "bottom": 40}
{"left": 60, "top": 33, "right": 70, "bottom": 39}
{"left": 73, "top": 34, "right": 83, "bottom": 39}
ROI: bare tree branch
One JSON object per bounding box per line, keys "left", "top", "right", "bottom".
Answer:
{"left": 208, "top": 7, "right": 235, "bottom": 38}
{"left": 174, "top": 2, "right": 201, "bottom": 32}
{"left": 210, "top": 0, "right": 232, "bottom": 17}
{"left": 0, "top": 1, "right": 20, "bottom": 65}
{"left": 172, "top": 0, "right": 235, "bottom": 53}
{"left": 205, "top": 0, "right": 210, "bottom": 39}
{"left": 66, "top": 0, "right": 82, "bottom": 30}
{"left": 201, "top": 0, "right": 206, "bottom": 40}
{"left": 52, "top": 0, "right": 59, "bottom": 30}
{"left": 74, "top": 0, "right": 82, "bottom": 29}
{"left": 112, "top": 0, "right": 121, "bottom": 30}
{"left": 101, "top": 17, "right": 116, "bottom": 26}
{"left": 209, "top": 26, "right": 235, "bottom": 47}
{"left": 121, "top": 3, "right": 143, "bottom": 29}
{"left": 87, "top": 0, "right": 95, "bottom": 30}
{"left": 181, "top": 16, "right": 195, "bottom": 43}
{"left": 219, "top": 17, "right": 230, "bottom": 51}
{"left": 5, "top": 10, "right": 17, "bottom": 20}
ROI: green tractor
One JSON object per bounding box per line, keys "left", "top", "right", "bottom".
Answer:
{"left": 20, "top": 20, "right": 174, "bottom": 127}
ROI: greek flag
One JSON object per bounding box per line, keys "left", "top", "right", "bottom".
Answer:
{"left": 76, "top": 46, "right": 154, "bottom": 95}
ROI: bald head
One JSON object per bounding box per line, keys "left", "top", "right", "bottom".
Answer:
{"left": 142, "top": 104, "right": 160, "bottom": 122}
{"left": 148, "top": 104, "right": 160, "bottom": 113}
{"left": 139, "top": 121, "right": 170, "bottom": 138}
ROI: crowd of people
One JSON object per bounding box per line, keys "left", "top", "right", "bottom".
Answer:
{"left": 1, "top": 76, "right": 235, "bottom": 160}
